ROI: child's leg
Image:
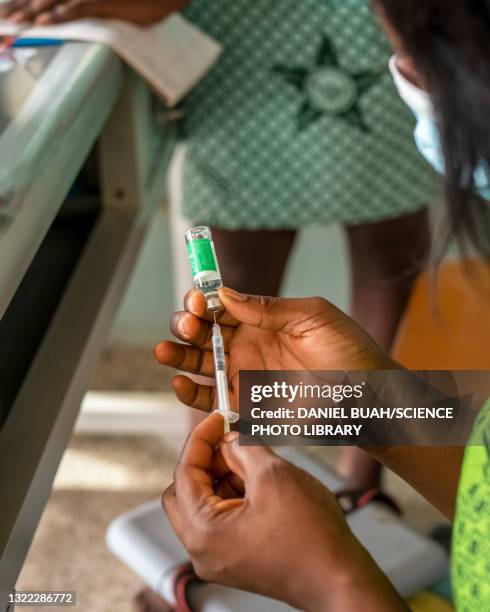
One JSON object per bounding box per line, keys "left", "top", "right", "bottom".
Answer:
{"left": 210, "top": 228, "right": 297, "bottom": 296}
{"left": 339, "top": 208, "right": 431, "bottom": 488}
{"left": 346, "top": 209, "right": 431, "bottom": 351}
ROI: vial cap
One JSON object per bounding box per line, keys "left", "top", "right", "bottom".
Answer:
{"left": 206, "top": 295, "right": 224, "bottom": 313}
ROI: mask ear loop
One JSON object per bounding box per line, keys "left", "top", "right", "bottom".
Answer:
{"left": 388, "top": 55, "right": 435, "bottom": 119}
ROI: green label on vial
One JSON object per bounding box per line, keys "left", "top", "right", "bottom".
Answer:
{"left": 187, "top": 239, "right": 218, "bottom": 277}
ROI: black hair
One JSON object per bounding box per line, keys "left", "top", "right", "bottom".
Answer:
{"left": 375, "top": 0, "right": 490, "bottom": 261}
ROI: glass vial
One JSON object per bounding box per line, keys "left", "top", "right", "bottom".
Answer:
{"left": 185, "top": 226, "right": 224, "bottom": 313}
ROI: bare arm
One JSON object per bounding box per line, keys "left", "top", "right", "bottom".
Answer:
{"left": 370, "top": 445, "right": 463, "bottom": 520}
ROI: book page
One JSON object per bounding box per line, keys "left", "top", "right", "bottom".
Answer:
{"left": 0, "top": 13, "right": 222, "bottom": 106}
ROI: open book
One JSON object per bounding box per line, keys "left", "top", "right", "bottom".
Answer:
{"left": 0, "top": 13, "right": 222, "bottom": 106}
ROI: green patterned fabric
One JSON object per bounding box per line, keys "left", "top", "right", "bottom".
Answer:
{"left": 452, "top": 400, "right": 490, "bottom": 611}
{"left": 181, "top": 0, "right": 438, "bottom": 230}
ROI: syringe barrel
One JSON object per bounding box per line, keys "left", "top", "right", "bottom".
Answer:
{"left": 212, "top": 324, "right": 226, "bottom": 371}
{"left": 216, "top": 370, "right": 230, "bottom": 413}
{"left": 211, "top": 325, "right": 239, "bottom": 424}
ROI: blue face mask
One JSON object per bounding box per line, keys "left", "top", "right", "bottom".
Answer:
{"left": 389, "top": 56, "right": 490, "bottom": 201}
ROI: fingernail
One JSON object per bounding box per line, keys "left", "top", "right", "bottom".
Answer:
{"left": 177, "top": 314, "right": 192, "bottom": 336}
{"left": 220, "top": 287, "right": 248, "bottom": 302}
{"left": 36, "top": 13, "right": 51, "bottom": 24}
{"left": 224, "top": 432, "right": 239, "bottom": 443}
{"left": 184, "top": 290, "right": 204, "bottom": 315}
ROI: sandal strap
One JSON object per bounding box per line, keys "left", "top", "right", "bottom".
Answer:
{"left": 170, "top": 562, "right": 202, "bottom": 612}
{"left": 335, "top": 487, "right": 401, "bottom": 516}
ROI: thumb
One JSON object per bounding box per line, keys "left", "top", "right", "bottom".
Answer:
{"left": 218, "top": 288, "right": 330, "bottom": 335}
{"left": 220, "top": 432, "right": 280, "bottom": 495}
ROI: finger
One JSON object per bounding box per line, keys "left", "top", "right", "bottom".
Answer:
{"left": 21, "top": 0, "right": 58, "bottom": 18}
{"left": 220, "top": 433, "right": 280, "bottom": 496}
{"left": 35, "top": 0, "right": 117, "bottom": 24}
{"left": 171, "top": 375, "right": 216, "bottom": 413}
{"left": 211, "top": 447, "right": 245, "bottom": 496}
{"left": 174, "top": 413, "right": 227, "bottom": 513}
{"left": 154, "top": 341, "right": 215, "bottom": 377}
{"left": 218, "top": 288, "right": 336, "bottom": 336}
{"left": 8, "top": 0, "right": 47, "bottom": 21}
{"left": 170, "top": 311, "right": 234, "bottom": 351}
{"left": 184, "top": 289, "right": 240, "bottom": 327}
{"left": 0, "top": 0, "right": 27, "bottom": 17}
{"left": 215, "top": 474, "right": 245, "bottom": 499}
{"left": 162, "top": 483, "right": 184, "bottom": 539}
{"left": 210, "top": 445, "right": 231, "bottom": 479}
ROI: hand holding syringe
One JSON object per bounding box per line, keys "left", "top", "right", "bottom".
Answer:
{"left": 186, "top": 226, "right": 239, "bottom": 432}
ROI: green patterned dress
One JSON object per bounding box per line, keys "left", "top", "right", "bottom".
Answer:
{"left": 452, "top": 400, "right": 490, "bottom": 611}
{"left": 180, "top": 0, "right": 437, "bottom": 230}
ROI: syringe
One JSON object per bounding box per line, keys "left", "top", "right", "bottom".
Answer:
{"left": 212, "top": 318, "right": 239, "bottom": 433}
